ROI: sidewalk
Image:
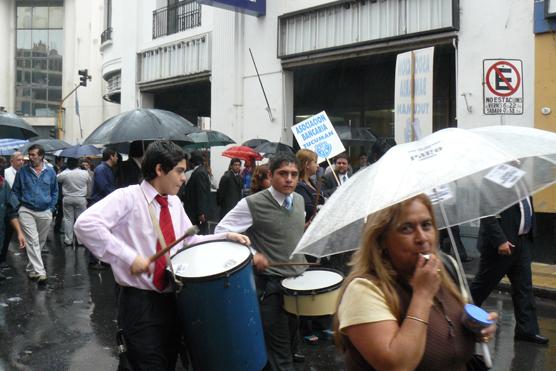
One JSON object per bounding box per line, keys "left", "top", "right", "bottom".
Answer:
{"left": 461, "top": 233, "right": 556, "bottom": 300}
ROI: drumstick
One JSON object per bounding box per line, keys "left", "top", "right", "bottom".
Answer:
{"left": 148, "top": 225, "right": 199, "bottom": 263}
{"left": 268, "top": 262, "right": 320, "bottom": 267}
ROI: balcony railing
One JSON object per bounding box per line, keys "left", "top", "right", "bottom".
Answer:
{"left": 153, "top": 0, "right": 201, "bottom": 39}
{"left": 101, "top": 27, "right": 113, "bottom": 44}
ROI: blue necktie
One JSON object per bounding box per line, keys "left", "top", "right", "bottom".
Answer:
{"left": 283, "top": 195, "right": 293, "bottom": 210}
{"left": 521, "top": 199, "right": 532, "bottom": 235}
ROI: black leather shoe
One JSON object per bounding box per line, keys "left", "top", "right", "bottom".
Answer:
{"left": 514, "top": 333, "right": 549, "bottom": 345}
{"left": 292, "top": 353, "right": 306, "bottom": 363}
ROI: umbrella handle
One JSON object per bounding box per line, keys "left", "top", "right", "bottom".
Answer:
{"left": 481, "top": 342, "right": 492, "bottom": 368}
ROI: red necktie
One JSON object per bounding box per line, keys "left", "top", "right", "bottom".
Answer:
{"left": 153, "top": 195, "right": 176, "bottom": 291}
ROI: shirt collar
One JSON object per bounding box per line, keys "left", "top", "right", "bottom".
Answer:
{"left": 140, "top": 180, "right": 162, "bottom": 205}
{"left": 268, "top": 186, "right": 289, "bottom": 206}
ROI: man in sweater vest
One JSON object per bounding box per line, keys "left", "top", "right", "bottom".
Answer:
{"left": 216, "top": 152, "right": 307, "bottom": 371}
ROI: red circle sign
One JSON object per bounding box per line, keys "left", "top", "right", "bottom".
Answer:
{"left": 485, "top": 61, "right": 521, "bottom": 97}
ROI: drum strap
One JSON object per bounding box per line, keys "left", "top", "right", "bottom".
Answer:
{"left": 141, "top": 188, "right": 183, "bottom": 291}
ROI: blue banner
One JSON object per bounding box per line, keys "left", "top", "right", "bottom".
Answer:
{"left": 197, "top": 0, "right": 265, "bottom": 17}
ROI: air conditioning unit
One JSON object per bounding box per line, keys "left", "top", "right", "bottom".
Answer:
{"left": 197, "top": 116, "right": 211, "bottom": 130}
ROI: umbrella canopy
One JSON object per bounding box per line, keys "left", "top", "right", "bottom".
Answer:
{"left": 83, "top": 109, "right": 199, "bottom": 151}
{"left": 242, "top": 138, "right": 269, "bottom": 149}
{"left": 222, "top": 145, "right": 263, "bottom": 161}
{"left": 254, "top": 142, "right": 294, "bottom": 156}
{"left": 185, "top": 130, "right": 235, "bottom": 149}
{"left": 293, "top": 126, "right": 556, "bottom": 258}
{"left": 335, "top": 125, "right": 377, "bottom": 145}
{"left": 0, "top": 112, "right": 39, "bottom": 140}
{"left": 20, "top": 139, "right": 72, "bottom": 154}
{"left": 58, "top": 144, "right": 101, "bottom": 158}
{"left": 0, "top": 138, "right": 28, "bottom": 155}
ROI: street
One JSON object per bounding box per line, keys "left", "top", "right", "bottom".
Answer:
{"left": 1, "top": 228, "right": 555, "bottom": 371}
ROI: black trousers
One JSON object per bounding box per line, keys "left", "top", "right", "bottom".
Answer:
{"left": 255, "top": 275, "right": 298, "bottom": 371}
{"left": 0, "top": 219, "right": 13, "bottom": 263}
{"left": 470, "top": 235, "right": 539, "bottom": 336}
{"left": 118, "top": 287, "right": 180, "bottom": 371}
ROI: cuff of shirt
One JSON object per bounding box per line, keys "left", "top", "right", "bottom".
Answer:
{"left": 115, "top": 244, "right": 138, "bottom": 268}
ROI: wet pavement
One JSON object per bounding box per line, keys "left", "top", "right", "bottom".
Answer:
{"left": 1, "top": 228, "right": 555, "bottom": 370}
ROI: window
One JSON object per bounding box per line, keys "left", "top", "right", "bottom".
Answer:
{"left": 15, "top": 2, "right": 63, "bottom": 117}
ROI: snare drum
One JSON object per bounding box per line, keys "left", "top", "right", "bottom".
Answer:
{"left": 171, "top": 240, "right": 266, "bottom": 371}
{"left": 280, "top": 268, "right": 344, "bottom": 316}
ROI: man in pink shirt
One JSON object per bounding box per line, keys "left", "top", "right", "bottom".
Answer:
{"left": 75, "top": 141, "right": 259, "bottom": 370}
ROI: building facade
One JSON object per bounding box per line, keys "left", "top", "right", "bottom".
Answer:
{"left": 0, "top": 0, "right": 118, "bottom": 142}
{"left": 100, "top": 0, "right": 555, "bottom": 261}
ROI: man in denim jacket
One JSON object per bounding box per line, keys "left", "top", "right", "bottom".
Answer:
{"left": 12, "top": 144, "right": 58, "bottom": 284}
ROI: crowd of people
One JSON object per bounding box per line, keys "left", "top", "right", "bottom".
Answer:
{"left": 0, "top": 135, "right": 549, "bottom": 371}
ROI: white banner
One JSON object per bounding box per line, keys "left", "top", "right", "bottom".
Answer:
{"left": 394, "top": 47, "right": 434, "bottom": 144}
{"left": 291, "top": 111, "right": 345, "bottom": 163}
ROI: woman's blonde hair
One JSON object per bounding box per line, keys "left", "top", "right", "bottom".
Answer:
{"left": 333, "top": 194, "right": 465, "bottom": 348}
{"left": 296, "top": 149, "right": 317, "bottom": 180}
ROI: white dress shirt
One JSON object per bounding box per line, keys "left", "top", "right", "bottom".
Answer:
{"left": 75, "top": 180, "right": 225, "bottom": 291}
{"left": 215, "top": 186, "right": 288, "bottom": 235}
{"left": 57, "top": 168, "right": 92, "bottom": 197}
{"left": 4, "top": 166, "right": 17, "bottom": 187}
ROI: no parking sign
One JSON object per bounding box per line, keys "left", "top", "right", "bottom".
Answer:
{"left": 483, "top": 59, "right": 523, "bottom": 115}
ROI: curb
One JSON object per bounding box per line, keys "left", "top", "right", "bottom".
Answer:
{"left": 465, "top": 274, "right": 556, "bottom": 301}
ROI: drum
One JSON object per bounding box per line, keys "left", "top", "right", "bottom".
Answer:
{"left": 280, "top": 268, "right": 344, "bottom": 316}
{"left": 171, "top": 240, "right": 266, "bottom": 371}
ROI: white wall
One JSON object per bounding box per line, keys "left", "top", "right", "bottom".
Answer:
{"left": 62, "top": 0, "right": 118, "bottom": 144}
{"left": 457, "top": 0, "right": 534, "bottom": 129}
{"left": 0, "top": 0, "right": 16, "bottom": 112}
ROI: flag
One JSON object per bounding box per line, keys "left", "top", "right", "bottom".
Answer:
{"left": 75, "top": 91, "right": 80, "bottom": 117}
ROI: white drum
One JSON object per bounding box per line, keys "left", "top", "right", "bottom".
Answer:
{"left": 171, "top": 240, "right": 251, "bottom": 279}
{"left": 281, "top": 268, "right": 344, "bottom": 316}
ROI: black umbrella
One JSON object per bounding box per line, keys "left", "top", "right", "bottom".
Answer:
{"left": 242, "top": 138, "right": 269, "bottom": 149}
{"left": 254, "top": 141, "right": 294, "bottom": 156}
{"left": 185, "top": 130, "right": 235, "bottom": 149}
{"left": 83, "top": 109, "right": 200, "bottom": 151}
{"left": 0, "top": 112, "right": 39, "bottom": 140}
{"left": 19, "top": 139, "right": 72, "bottom": 154}
{"left": 335, "top": 125, "right": 377, "bottom": 145}
{"left": 58, "top": 144, "right": 101, "bottom": 158}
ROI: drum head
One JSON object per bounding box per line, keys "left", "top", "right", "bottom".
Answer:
{"left": 281, "top": 269, "right": 344, "bottom": 293}
{"left": 171, "top": 240, "right": 251, "bottom": 279}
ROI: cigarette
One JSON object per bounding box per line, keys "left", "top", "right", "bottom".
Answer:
{"left": 420, "top": 253, "right": 431, "bottom": 261}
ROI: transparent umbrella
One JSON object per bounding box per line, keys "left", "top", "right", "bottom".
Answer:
{"left": 293, "top": 125, "right": 556, "bottom": 259}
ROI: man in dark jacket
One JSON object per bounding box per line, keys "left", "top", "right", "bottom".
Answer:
{"left": 180, "top": 151, "right": 210, "bottom": 234}
{"left": 470, "top": 198, "right": 548, "bottom": 345}
{"left": 0, "top": 176, "right": 26, "bottom": 280}
{"left": 117, "top": 141, "right": 143, "bottom": 188}
{"left": 217, "top": 158, "right": 242, "bottom": 219}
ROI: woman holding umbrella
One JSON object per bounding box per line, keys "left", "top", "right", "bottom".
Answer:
{"left": 335, "top": 194, "right": 497, "bottom": 371}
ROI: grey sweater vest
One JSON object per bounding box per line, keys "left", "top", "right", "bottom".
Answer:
{"left": 246, "top": 189, "right": 307, "bottom": 277}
